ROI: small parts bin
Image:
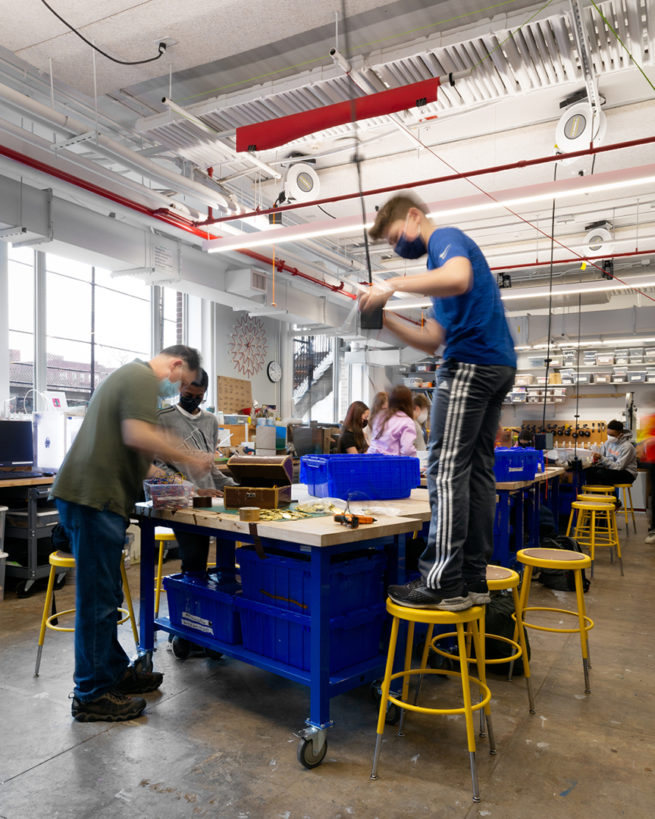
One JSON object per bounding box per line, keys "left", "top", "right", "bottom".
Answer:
{"left": 164, "top": 573, "right": 242, "bottom": 644}
{"left": 300, "top": 453, "right": 420, "bottom": 500}
{"left": 143, "top": 479, "right": 194, "bottom": 510}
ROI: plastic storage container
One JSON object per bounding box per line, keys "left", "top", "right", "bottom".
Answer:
{"left": 235, "top": 596, "right": 386, "bottom": 673}
{"left": 300, "top": 453, "right": 420, "bottom": 500}
{"left": 163, "top": 573, "right": 242, "bottom": 643}
{"left": 143, "top": 479, "right": 194, "bottom": 510}
{"left": 494, "top": 448, "right": 539, "bottom": 482}
{"left": 237, "top": 546, "right": 386, "bottom": 616}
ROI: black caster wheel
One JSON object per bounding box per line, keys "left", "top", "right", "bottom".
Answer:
{"left": 297, "top": 737, "right": 328, "bottom": 769}
{"left": 171, "top": 636, "right": 191, "bottom": 659}
{"left": 54, "top": 572, "right": 67, "bottom": 590}
{"left": 16, "top": 580, "right": 35, "bottom": 598}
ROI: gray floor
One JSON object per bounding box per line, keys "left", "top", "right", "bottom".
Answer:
{"left": 1, "top": 517, "right": 654, "bottom": 819}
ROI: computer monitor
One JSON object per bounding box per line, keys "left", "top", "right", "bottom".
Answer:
{"left": 292, "top": 426, "right": 324, "bottom": 457}
{"left": 0, "top": 419, "right": 34, "bottom": 467}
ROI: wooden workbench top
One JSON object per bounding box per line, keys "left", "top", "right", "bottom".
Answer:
{"left": 134, "top": 502, "right": 421, "bottom": 548}
{"left": 0, "top": 476, "right": 54, "bottom": 488}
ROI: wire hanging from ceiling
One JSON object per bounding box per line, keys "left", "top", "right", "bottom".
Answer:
{"left": 39, "top": 1, "right": 168, "bottom": 66}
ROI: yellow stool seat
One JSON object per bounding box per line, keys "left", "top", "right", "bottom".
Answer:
{"left": 614, "top": 483, "right": 637, "bottom": 535}
{"left": 567, "top": 500, "right": 622, "bottom": 577}
{"left": 517, "top": 548, "right": 594, "bottom": 695}
{"left": 370, "top": 599, "right": 493, "bottom": 803}
{"left": 581, "top": 485, "right": 615, "bottom": 494}
{"left": 35, "top": 550, "right": 138, "bottom": 677}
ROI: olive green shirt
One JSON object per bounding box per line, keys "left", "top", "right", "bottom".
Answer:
{"left": 52, "top": 360, "right": 159, "bottom": 520}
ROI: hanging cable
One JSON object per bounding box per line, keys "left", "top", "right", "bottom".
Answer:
{"left": 541, "top": 163, "right": 558, "bottom": 431}
{"left": 572, "top": 289, "right": 583, "bottom": 465}
{"left": 39, "top": 1, "right": 167, "bottom": 65}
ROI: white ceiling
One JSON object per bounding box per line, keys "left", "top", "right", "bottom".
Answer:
{"left": 0, "top": 0, "right": 654, "bottom": 326}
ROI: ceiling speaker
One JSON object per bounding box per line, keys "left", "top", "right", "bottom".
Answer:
{"left": 284, "top": 163, "right": 319, "bottom": 202}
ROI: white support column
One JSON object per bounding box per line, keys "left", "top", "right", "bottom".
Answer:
{"left": 0, "top": 243, "right": 9, "bottom": 413}
{"left": 151, "top": 285, "right": 163, "bottom": 356}
{"left": 203, "top": 300, "right": 217, "bottom": 410}
{"left": 34, "top": 251, "right": 47, "bottom": 411}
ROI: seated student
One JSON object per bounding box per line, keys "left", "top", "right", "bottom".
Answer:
{"left": 516, "top": 430, "right": 534, "bottom": 448}
{"left": 366, "top": 391, "right": 388, "bottom": 445}
{"left": 585, "top": 419, "right": 637, "bottom": 488}
{"left": 367, "top": 385, "right": 417, "bottom": 457}
{"left": 412, "top": 393, "right": 430, "bottom": 451}
{"left": 155, "top": 369, "right": 235, "bottom": 574}
{"left": 336, "top": 401, "right": 369, "bottom": 454}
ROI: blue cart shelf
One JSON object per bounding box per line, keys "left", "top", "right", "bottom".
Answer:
{"left": 134, "top": 503, "right": 420, "bottom": 769}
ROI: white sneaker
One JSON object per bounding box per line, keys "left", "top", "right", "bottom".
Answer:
{"left": 645, "top": 531, "right": 655, "bottom": 544}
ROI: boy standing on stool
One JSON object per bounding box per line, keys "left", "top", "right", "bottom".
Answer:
{"left": 360, "top": 194, "right": 516, "bottom": 611}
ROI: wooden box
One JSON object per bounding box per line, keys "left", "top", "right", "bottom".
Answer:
{"left": 224, "top": 455, "right": 293, "bottom": 509}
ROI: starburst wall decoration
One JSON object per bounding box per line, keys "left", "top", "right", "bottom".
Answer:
{"left": 228, "top": 315, "right": 268, "bottom": 378}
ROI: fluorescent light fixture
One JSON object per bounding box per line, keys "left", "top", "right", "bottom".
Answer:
{"left": 203, "top": 162, "right": 655, "bottom": 254}
{"left": 517, "top": 337, "right": 655, "bottom": 350}
{"left": 385, "top": 275, "right": 655, "bottom": 311}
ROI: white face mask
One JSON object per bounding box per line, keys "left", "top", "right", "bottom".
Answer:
{"left": 418, "top": 409, "right": 428, "bottom": 425}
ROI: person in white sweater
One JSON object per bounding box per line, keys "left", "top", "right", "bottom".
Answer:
{"left": 585, "top": 419, "right": 637, "bottom": 488}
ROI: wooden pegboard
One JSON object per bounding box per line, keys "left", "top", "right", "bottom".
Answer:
{"left": 217, "top": 376, "right": 253, "bottom": 413}
{"left": 520, "top": 419, "right": 608, "bottom": 448}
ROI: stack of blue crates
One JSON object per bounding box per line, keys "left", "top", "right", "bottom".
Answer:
{"left": 235, "top": 547, "right": 387, "bottom": 673}
{"left": 494, "top": 447, "right": 543, "bottom": 482}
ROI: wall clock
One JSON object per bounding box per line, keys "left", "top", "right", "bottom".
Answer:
{"left": 267, "top": 360, "right": 282, "bottom": 382}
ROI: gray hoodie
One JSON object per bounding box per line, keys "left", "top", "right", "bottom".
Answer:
{"left": 599, "top": 431, "right": 637, "bottom": 477}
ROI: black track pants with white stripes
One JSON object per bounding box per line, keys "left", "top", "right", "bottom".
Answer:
{"left": 418, "top": 360, "right": 516, "bottom": 595}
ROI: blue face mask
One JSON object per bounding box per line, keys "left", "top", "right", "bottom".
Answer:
{"left": 158, "top": 377, "right": 180, "bottom": 398}
{"left": 394, "top": 216, "right": 427, "bottom": 259}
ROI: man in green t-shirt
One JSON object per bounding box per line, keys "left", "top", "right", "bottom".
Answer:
{"left": 52, "top": 345, "right": 213, "bottom": 722}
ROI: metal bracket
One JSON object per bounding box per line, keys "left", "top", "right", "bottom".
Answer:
{"left": 52, "top": 131, "right": 97, "bottom": 151}
{"left": 298, "top": 721, "right": 332, "bottom": 755}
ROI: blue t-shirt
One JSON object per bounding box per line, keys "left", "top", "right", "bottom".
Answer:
{"left": 428, "top": 227, "right": 516, "bottom": 367}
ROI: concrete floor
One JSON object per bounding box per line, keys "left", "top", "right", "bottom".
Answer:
{"left": 1, "top": 518, "right": 654, "bottom": 819}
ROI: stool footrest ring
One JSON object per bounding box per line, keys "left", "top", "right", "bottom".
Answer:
{"left": 430, "top": 632, "right": 522, "bottom": 665}
{"left": 519, "top": 606, "right": 594, "bottom": 635}
{"left": 387, "top": 668, "right": 491, "bottom": 716}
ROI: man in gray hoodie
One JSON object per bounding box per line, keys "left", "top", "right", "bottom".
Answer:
{"left": 156, "top": 368, "right": 235, "bottom": 574}
{"left": 585, "top": 419, "right": 637, "bottom": 487}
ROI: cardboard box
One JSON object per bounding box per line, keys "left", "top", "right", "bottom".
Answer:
{"left": 224, "top": 455, "right": 293, "bottom": 509}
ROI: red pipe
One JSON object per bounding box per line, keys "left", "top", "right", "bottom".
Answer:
{"left": 198, "top": 134, "right": 655, "bottom": 226}
{"left": 0, "top": 144, "right": 357, "bottom": 300}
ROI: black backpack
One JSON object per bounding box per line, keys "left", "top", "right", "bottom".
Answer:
{"left": 536, "top": 534, "right": 591, "bottom": 593}
{"left": 484, "top": 592, "right": 531, "bottom": 676}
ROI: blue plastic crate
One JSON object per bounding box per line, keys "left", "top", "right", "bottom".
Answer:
{"left": 163, "top": 573, "right": 242, "bottom": 644}
{"left": 235, "top": 596, "right": 386, "bottom": 673}
{"left": 237, "top": 546, "right": 386, "bottom": 616}
{"left": 300, "top": 453, "right": 420, "bottom": 500}
{"left": 494, "top": 448, "right": 538, "bottom": 482}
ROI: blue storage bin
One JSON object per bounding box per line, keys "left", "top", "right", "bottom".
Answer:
{"left": 163, "top": 573, "right": 242, "bottom": 644}
{"left": 494, "top": 448, "right": 539, "bottom": 482}
{"left": 235, "top": 596, "right": 386, "bottom": 673}
{"left": 300, "top": 453, "right": 420, "bottom": 500}
{"left": 237, "top": 546, "right": 386, "bottom": 616}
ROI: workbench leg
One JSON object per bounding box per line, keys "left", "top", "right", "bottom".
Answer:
{"left": 308, "top": 546, "right": 332, "bottom": 729}
{"left": 529, "top": 487, "right": 541, "bottom": 547}
{"left": 215, "top": 536, "right": 237, "bottom": 584}
{"left": 493, "top": 491, "right": 511, "bottom": 567}
{"left": 138, "top": 520, "right": 156, "bottom": 662}
{"left": 514, "top": 491, "right": 524, "bottom": 555}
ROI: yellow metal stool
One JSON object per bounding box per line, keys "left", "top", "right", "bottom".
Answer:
{"left": 154, "top": 528, "right": 177, "bottom": 618}
{"left": 516, "top": 547, "right": 594, "bottom": 694}
{"left": 581, "top": 485, "right": 615, "bottom": 496}
{"left": 370, "top": 599, "right": 493, "bottom": 803}
{"left": 35, "top": 550, "right": 138, "bottom": 676}
{"left": 567, "top": 500, "right": 623, "bottom": 576}
{"left": 614, "top": 483, "right": 637, "bottom": 535}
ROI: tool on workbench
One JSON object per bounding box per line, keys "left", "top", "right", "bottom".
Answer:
{"left": 333, "top": 499, "right": 376, "bottom": 529}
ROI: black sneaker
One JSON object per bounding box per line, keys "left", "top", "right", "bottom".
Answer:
{"left": 71, "top": 689, "right": 146, "bottom": 722}
{"left": 115, "top": 665, "right": 164, "bottom": 694}
{"left": 388, "top": 580, "right": 471, "bottom": 611}
{"left": 467, "top": 580, "right": 491, "bottom": 606}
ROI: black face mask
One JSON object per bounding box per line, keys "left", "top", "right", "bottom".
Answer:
{"left": 178, "top": 393, "right": 203, "bottom": 413}
{"left": 361, "top": 419, "right": 368, "bottom": 428}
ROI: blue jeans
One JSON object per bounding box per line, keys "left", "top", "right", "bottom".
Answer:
{"left": 55, "top": 499, "right": 130, "bottom": 700}
{"left": 419, "top": 361, "right": 516, "bottom": 594}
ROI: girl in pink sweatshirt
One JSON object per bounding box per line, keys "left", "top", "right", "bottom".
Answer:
{"left": 367, "top": 385, "right": 417, "bottom": 457}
